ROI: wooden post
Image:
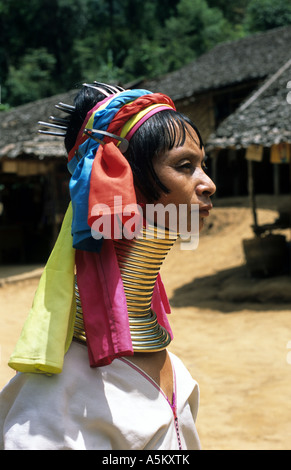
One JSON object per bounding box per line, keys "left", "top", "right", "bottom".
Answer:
{"left": 210, "top": 151, "right": 218, "bottom": 199}
{"left": 273, "top": 163, "right": 280, "bottom": 196}
{"left": 247, "top": 159, "right": 258, "bottom": 231}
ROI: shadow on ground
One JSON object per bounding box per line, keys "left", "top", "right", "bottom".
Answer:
{"left": 170, "top": 264, "right": 291, "bottom": 313}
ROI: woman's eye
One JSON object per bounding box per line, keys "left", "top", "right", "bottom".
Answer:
{"left": 202, "top": 161, "right": 208, "bottom": 171}
{"left": 177, "top": 162, "right": 193, "bottom": 171}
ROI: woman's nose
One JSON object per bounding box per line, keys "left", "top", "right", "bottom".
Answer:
{"left": 197, "top": 171, "right": 216, "bottom": 197}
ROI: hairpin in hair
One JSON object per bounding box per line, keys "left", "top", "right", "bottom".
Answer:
{"left": 49, "top": 115, "right": 70, "bottom": 126}
{"left": 84, "top": 128, "right": 129, "bottom": 153}
{"left": 38, "top": 120, "right": 68, "bottom": 137}
{"left": 83, "top": 83, "right": 111, "bottom": 97}
{"left": 38, "top": 130, "right": 67, "bottom": 137}
{"left": 83, "top": 82, "right": 126, "bottom": 97}
{"left": 55, "top": 102, "right": 75, "bottom": 114}
{"left": 38, "top": 121, "right": 68, "bottom": 131}
{"left": 93, "top": 81, "right": 125, "bottom": 94}
{"left": 37, "top": 83, "right": 126, "bottom": 139}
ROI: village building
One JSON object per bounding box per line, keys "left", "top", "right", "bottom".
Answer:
{"left": 207, "top": 57, "right": 291, "bottom": 277}
{"left": 0, "top": 91, "right": 75, "bottom": 263}
{"left": 207, "top": 57, "right": 291, "bottom": 207}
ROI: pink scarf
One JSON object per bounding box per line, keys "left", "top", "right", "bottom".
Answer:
{"left": 76, "top": 241, "right": 173, "bottom": 367}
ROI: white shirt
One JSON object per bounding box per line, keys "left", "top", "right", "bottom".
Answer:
{"left": 0, "top": 342, "right": 200, "bottom": 450}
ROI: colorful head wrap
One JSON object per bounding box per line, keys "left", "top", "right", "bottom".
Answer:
{"left": 68, "top": 89, "right": 175, "bottom": 251}
{"left": 8, "top": 87, "right": 176, "bottom": 374}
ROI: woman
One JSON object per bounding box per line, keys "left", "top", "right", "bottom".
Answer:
{"left": 0, "top": 83, "right": 216, "bottom": 450}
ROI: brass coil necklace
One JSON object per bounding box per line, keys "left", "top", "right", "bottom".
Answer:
{"left": 73, "top": 224, "right": 177, "bottom": 353}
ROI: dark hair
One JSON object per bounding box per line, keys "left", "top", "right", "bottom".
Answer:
{"left": 64, "top": 86, "right": 105, "bottom": 153}
{"left": 65, "top": 85, "right": 204, "bottom": 201}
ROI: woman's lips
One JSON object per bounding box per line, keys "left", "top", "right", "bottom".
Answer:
{"left": 199, "top": 204, "right": 213, "bottom": 217}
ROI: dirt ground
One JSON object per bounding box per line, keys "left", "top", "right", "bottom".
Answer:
{"left": 0, "top": 195, "right": 291, "bottom": 450}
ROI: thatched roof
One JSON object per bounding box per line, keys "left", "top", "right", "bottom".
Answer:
{"left": 206, "top": 58, "right": 291, "bottom": 150}
{"left": 141, "top": 26, "right": 291, "bottom": 101}
{"left": 0, "top": 89, "right": 76, "bottom": 159}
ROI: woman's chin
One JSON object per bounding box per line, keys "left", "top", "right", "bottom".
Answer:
{"left": 198, "top": 218, "right": 205, "bottom": 232}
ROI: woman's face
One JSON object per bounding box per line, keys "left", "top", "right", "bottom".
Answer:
{"left": 152, "top": 125, "right": 216, "bottom": 235}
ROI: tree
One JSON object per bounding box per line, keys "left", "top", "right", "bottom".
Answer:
{"left": 5, "top": 49, "right": 57, "bottom": 105}
{"left": 244, "top": 0, "right": 291, "bottom": 32}
{"left": 156, "top": 0, "right": 240, "bottom": 72}
{"left": 6, "top": 0, "right": 291, "bottom": 108}
{"left": 207, "top": 0, "right": 250, "bottom": 24}
{"left": 0, "top": 0, "right": 92, "bottom": 95}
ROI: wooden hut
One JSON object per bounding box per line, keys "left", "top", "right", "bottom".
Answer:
{"left": 206, "top": 58, "right": 291, "bottom": 200}
{"left": 0, "top": 90, "right": 76, "bottom": 264}
{"left": 207, "top": 60, "right": 291, "bottom": 276}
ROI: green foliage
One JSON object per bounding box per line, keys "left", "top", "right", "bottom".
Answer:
{"left": 123, "top": 38, "right": 168, "bottom": 80}
{"left": 6, "top": 49, "right": 57, "bottom": 105}
{"left": 122, "top": 0, "right": 241, "bottom": 80}
{"left": 1, "top": 0, "right": 291, "bottom": 107}
{"left": 244, "top": 0, "right": 291, "bottom": 32}
{"left": 0, "top": 104, "right": 10, "bottom": 112}
{"left": 158, "top": 0, "right": 239, "bottom": 70}
{"left": 207, "top": 0, "right": 250, "bottom": 24}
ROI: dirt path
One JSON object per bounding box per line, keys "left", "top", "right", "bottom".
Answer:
{"left": 1, "top": 201, "right": 291, "bottom": 449}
